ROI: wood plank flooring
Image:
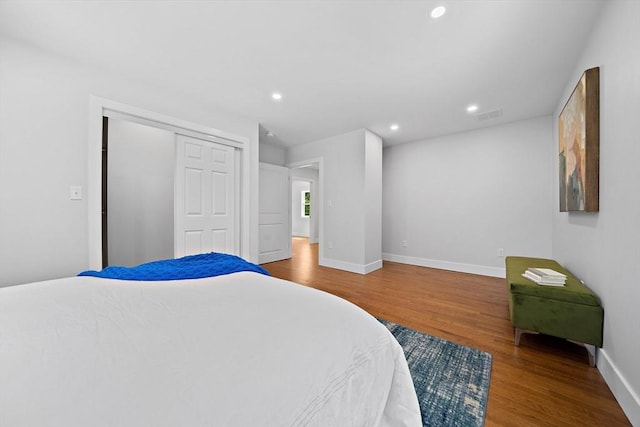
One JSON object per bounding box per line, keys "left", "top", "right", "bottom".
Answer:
{"left": 262, "top": 237, "right": 631, "bottom": 426}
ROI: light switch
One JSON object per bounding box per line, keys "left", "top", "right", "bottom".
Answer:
{"left": 70, "top": 185, "right": 82, "bottom": 200}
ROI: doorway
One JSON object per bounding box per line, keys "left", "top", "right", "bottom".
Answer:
{"left": 103, "top": 118, "right": 239, "bottom": 267}
{"left": 257, "top": 159, "right": 322, "bottom": 266}
{"left": 89, "top": 96, "right": 250, "bottom": 270}
{"left": 292, "top": 180, "right": 311, "bottom": 239}
{"left": 289, "top": 162, "right": 320, "bottom": 262}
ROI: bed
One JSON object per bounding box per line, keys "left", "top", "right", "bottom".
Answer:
{"left": 0, "top": 255, "right": 421, "bottom": 427}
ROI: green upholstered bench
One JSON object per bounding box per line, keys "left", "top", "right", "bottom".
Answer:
{"left": 505, "top": 256, "right": 603, "bottom": 366}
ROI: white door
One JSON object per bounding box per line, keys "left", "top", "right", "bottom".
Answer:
{"left": 175, "top": 135, "right": 236, "bottom": 258}
{"left": 259, "top": 163, "right": 291, "bottom": 264}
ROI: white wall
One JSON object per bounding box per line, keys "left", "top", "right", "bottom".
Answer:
{"left": 287, "top": 129, "right": 381, "bottom": 273}
{"left": 382, "top": 116, "right": 553, "bottom": 277}
{"left": 107, "top": 118, "right": 174, "bottom": 267}
{"left": 259, "top": 142, "right": 286, "bottom": 166}
{"left": 364, "top": 131, "right": 382, "bottom": 268}
{"left": 0, "top": 36, "right": 259, "bottom": 286}
{"left": 291, "top": 180, "right": 310, "bottom": 237}
{"left": 551, "top": 1, "right": 640, "bottom": 423}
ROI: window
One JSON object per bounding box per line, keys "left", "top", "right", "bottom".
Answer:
{"left": 301, "top": 190, "right": 310, "bottom": 217}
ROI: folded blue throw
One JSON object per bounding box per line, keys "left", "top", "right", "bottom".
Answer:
{"left": 78, "top": 252, "right": 270, "bottom": 281}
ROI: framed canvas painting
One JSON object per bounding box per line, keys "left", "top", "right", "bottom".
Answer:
{"left": 558, "top": 67, "right": 600, "bottom": 212}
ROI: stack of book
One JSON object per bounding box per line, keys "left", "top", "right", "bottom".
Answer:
{"left": 522, "top": 267, "right": 567, "bottom": 286}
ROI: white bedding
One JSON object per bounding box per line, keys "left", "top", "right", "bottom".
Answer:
{"left": 0, "top": 272, "right": 421, "bottom": 426}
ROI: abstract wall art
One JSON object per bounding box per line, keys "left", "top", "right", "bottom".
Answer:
{"left": 558, "top": 67, "right": 600, "bottom": 212}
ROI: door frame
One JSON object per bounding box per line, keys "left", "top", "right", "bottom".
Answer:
{"left": 88, "top": 96, "right": 250, "bottom": 270}
{"left": 287, "top": 157, "right": 324, "bottom": 261}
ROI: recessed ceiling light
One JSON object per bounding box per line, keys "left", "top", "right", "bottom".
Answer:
{"left": 390, "top": 124, "right": 399, "bottom": 131}
{"left": 271, "top": 92, "right": 283, "bottom": 101}
{"left": 466, "top": 104, "right": 479, "bottom": 113}
{"left": 265, "top": 131, "right": 275, "bottom": 137}
{"left": 430, "top": 6, "right": 446, "bottom": 19}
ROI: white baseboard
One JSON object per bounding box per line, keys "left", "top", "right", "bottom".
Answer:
{"left": 382, "top": 253, "right": 505, "bottom": 278}
{"left": 319, "top": 257, "right": 382, "bottom": 275}
{"left": 597, "top": 349, "right": 640, "bottom": 425}
{"left": 364, "top": 259, "right": 383, "bottom": 274}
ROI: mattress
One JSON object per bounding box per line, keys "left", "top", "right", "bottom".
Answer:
{"left": 0, "top": 272, "right": 421, "bottom": 426}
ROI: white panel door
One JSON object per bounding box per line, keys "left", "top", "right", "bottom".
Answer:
{"left": 176, "top": 135, "right": 236, "bottom": 258}
{"left": 259, "top": 163, "right": 291, "bottom": 264}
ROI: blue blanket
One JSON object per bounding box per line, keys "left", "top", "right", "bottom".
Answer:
{"left": 78, "top": 252, "right": 270, "bottom": 281}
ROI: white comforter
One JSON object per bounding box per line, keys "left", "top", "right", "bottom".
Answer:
{"left": 0, "top": 272, "right": 421, "bottom": 427}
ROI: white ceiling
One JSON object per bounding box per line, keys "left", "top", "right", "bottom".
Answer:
{"left": 0, "top": 0, "right": 604, "bottom": 147}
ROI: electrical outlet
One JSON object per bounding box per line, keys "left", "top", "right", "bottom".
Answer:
{"left": 328, "top": 241, "right": 333, "bottom": 249}
{"left": 497, "top": 248, "right": 504, "bottom": 257}
{"left": 70, "top": 185, "right": 82, "bottom": 200}
{"left": 402, "top": 240, "right": 408, "bottom": 248}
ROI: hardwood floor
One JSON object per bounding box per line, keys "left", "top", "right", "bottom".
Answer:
{"left": 263, "top": 237, "right": 631, "bottom": 426}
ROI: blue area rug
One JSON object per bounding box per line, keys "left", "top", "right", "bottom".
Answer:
{"left": 380, "top": 319, "right": 492, "bottom": 427}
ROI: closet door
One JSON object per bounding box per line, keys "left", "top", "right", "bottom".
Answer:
{"left": 175, "top": 135, "right": 236, "bottom": 257}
